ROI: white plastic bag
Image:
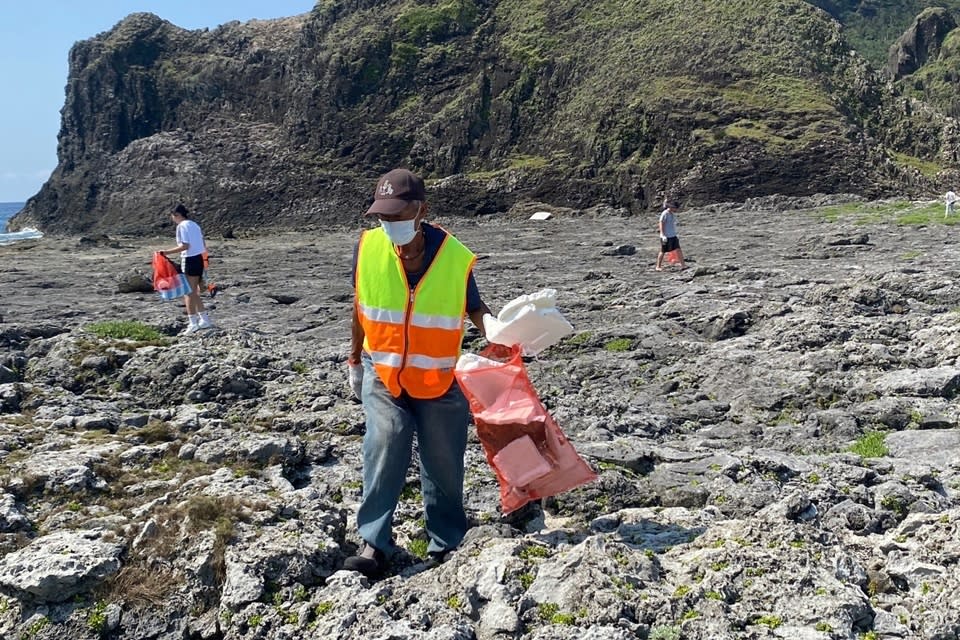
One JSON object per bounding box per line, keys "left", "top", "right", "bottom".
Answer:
{"left": 483, "top": 289, "right": 573, "bottom": 356}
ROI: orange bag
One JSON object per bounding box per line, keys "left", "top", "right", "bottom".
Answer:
{"left": 455, "top": 344, "right": 597, "bottom": 514}
{"left": 152, "top": 251, "right": 179, "bottom": 289}
{"left": 152, "top": 252, "right": 191, "bottom": 300}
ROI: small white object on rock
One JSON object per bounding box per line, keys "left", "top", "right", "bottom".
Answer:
{"left": 529, "top": 211, "right": 552, "bottom": 220}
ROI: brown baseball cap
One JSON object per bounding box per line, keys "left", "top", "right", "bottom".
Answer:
{"left": 365, "top": 168, "right": 426, "bottom": 215}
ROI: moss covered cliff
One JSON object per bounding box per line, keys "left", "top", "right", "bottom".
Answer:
{"left": 11, "top": 0, "right": 960, "bottom": 234}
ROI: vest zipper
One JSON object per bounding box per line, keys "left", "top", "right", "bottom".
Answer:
{"left": 400, "top": 289, "right": 414, "bottom": 375}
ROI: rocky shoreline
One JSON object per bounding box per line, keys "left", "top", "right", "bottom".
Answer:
{"left": 0, "top": 199, "right": 958, "bottom": 639}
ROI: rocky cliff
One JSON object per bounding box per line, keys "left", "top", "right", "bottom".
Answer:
{"left": 12, "top": 0, "right": 960, "bottom": 235}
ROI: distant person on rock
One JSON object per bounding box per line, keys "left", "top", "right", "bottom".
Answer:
{"left": 160, "top": 204, "right": 213, "bottom": 333}
{"left": 946, "top": 190, "right": 957, "bottom": 218}
{"left": 655, "top": 200, "right": 686, "bottom": 271}
{"left": 344, "top": 168, "right": 492, "bottom": 577}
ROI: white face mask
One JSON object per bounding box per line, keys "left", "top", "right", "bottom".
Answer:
{"left": 380, "top": 218, "right": 418, "bottom": 246}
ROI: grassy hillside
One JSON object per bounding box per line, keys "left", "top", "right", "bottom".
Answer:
{"left": 16, "top": 0, "right": 957, "bottom": 235}
{"left": 900, "top": 28, "right": 960, "bottom": 118}
{"left": 811, "top": 0, "right": 960, "bottom": 66}
{"left": 481, "top": 0, "right": 886, "bottom": 200}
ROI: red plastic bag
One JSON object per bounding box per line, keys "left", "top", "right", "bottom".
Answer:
{"left": 152, "top": 252, "right": 179, "bottom": 289}
{"left": 455, "top": 344, "right": 597, "bottom": 514}
{"left": 152, "top": 252, "right": 191, "bottom": 300}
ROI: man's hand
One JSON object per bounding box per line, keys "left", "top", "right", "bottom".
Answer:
{"left": 348, "top": 363, "right": 363, "bottom": 400}
{"left": 660, "top": 235, "right": 668, "bottom": 243}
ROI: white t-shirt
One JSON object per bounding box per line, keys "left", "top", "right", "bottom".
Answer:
{"left": 176, "top": 219, "right": 206, "bottom": 258}
{"left": 947, "top": 191, "right": 957, "bottom": 204}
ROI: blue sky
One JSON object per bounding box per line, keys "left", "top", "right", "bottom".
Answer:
{"left": 0, "top": 1, "right": 315, "bottom": 202}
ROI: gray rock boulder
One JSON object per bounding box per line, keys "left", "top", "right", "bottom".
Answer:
{"left": 0, "top": 530, "right": 124, "bottom": 601}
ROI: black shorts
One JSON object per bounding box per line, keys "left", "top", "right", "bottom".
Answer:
{"left": 182, "top": 254, "right": 204, "bottom": 277}
{"left": 660, "top": 236, "right": 680, "bottom": 252}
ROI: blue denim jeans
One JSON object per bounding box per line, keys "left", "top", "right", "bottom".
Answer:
{"left": 357, "top": 355, "right": 469, "bottom": 554}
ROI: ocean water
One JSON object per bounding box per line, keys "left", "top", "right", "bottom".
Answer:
{"left": 0, "top": 202, "right": 43, "bottom": 245}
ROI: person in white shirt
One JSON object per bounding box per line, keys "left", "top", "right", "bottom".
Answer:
{"left": 160, "top": 204, "right": 213, "bottom": 332}
{"left": 946, "top": 190, "right": 957, "bottom": 218}
{"left": 655, "top": 200, "right": 686, "bottom": 271}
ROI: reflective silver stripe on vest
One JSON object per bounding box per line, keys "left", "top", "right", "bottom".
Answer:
{"left": 359, "top": 304, "right": 405, "bottom": 325}
{"left": 410, "top": 312, "right": 462, "bottom": 330}
{"left": 406, "top": 354, "right": 458, "bottom": 370}
{"left": 369, "top": 351, "right": 403, "bottom": 368}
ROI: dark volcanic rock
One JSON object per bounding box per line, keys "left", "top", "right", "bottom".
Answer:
{"left": 887, "top": 7, "right": 958, "bottom": 79}
{"left": 9, "top": 3, "right": 950, "bottom": 236}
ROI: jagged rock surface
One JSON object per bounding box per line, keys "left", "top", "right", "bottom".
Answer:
{"left": 887, "top": 8, "right": 958, "bottom": 79}
{"left": 1, "top": 198, "right": 959, "bottom": 638}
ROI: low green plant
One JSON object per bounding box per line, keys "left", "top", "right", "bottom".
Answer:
{"left": 672, "top": 584, "right": 691, "bottom": 598}
{"left": 408, "top": 538, "right": 429, "bottom": 559}
{"left": 681, "top": 609, "right": 700, "bottom": 622}
{"left": 291, "top": 361, "right": 308, "bottom": 374}
{"left": 445, "top": 594, "right": 462, "bottom": 609}
{"left": 648, "top": 626, "right": 681, "bottom": 640}
{"left": 519, "top": 544, "right": 551, "bottom": 560}
{"left": 604, "top": 337, "right": 633, "bottom": 352}
{"left": 21, "top": 616, "right": 50, "bottom": 639}
{"left": 314, "top": 601, "right": 333, "bottom": 617}
{"left": 849, "top": 431, "right": 889, "bottom": 458}
{"left": 881, "top": 495, "right": 907, "bottom": 517}
{"left": 537, "top": 602, "right": 559, "bottom": 620}
{"left": 567, "top": 331, "right": 592, "bottom": 345}
{"left": 552, "top": 610, "right": 577, "bottom": 625}
{"left": 87, "top": 600, "right": 108, "bottom": 632}
{"left": 399, "top": 484, "right": 422, "bottom": 501}
{"left": 754, "top": 614, "right": 783, "bottom": 629}
{"left": 518, "top": 572, "right": 534, "bottom": 589}
{"left": 87, "top": 320, "right": 164, "bottom": 342}
{"left": 247, "top": 614, "right": 263, "bottom": 627}
{"left": 815, "top": 621, "right": 833, "bottom": 632}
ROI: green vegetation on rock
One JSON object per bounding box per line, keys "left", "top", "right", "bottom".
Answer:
{"left": 849, "top": 431, "right": 889, "bottom": 458}
{"left": 86, "top": 320, "right": 164, "bottom": 343}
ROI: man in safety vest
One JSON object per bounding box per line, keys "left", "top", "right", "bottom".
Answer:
{"left": 344, "top": 168, "right": 492, "bottom": 577}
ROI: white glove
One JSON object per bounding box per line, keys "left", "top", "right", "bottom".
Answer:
{"left": 348, "top": 363, "right": 363, "bottom": 400}
{"left": 660, "top": 235, "right": 668, "bottom": 242}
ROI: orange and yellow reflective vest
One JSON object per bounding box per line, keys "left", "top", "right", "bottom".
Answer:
{"left": 355, "top": 226, "right": 476, "bottom": 399}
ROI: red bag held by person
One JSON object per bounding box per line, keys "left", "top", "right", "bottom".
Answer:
{"left": 455, "top": 344, "right": 597, "bottom": 515}
{"left": 152, "top": 252, "right": 191, "bottom": 300}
